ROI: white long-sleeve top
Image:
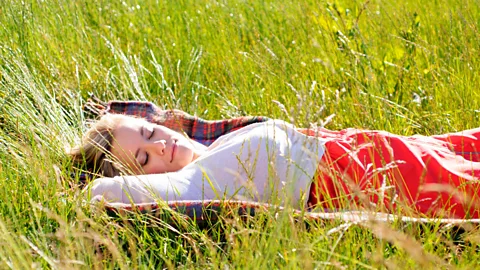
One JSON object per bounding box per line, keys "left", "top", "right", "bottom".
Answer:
{"left": 89, "top": 119, "right": 326, "bottom": 208}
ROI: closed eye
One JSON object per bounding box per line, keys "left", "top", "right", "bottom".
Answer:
{"left": 149, "top": 128, "right": 155, "bottom": 139}
{"left": 143, "top": 127, "right": 155, "bottom": 166}
{"left": 144, "top": 152, "right": 149, "bottom": 167}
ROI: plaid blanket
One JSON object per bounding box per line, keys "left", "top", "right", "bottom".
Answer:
{"left": 87, "top": 100, "right": 480, "bottom": 225}
{"left": 103, "top": 200, "right": 480, "bottom": 228}
{"left": 106, "top": 101, "right": 269, "bottom": 146}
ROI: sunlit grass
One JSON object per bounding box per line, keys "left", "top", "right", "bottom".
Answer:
{"left": 0, "top": 0, "right": 480, "bottom": 268}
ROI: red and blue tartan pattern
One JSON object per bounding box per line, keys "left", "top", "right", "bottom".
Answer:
{"left": 102, "top": 200, "right": 480, "bottom": 226}
{"left": 92, "top": 101, "right": 480, "bottom": 223}
{"left": 106, "top": 101, "right": 269, "bottom": 146}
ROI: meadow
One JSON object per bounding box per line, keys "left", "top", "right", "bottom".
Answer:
{"left": 0, "top": 0, "right": 480, "bottom": 268}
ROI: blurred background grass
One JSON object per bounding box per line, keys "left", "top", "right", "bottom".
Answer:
{"left": 0, "top": 0, "right": 479, "bottom": 268}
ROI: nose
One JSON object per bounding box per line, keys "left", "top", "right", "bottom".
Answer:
{"left": 145, "top": 139, "right": 166, "bottom": 155}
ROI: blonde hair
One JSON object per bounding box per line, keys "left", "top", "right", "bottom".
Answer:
{"left": 70, "top": 114, "right": 131, "bottom": 178}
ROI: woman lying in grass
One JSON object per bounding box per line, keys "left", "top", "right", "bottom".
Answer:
{"left": 72, "top": 102, "right": 480, "bottom": 219}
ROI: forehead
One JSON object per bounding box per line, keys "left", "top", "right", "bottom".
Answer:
{"left": 109, "top": 118, "right": 145, "bottom": 171}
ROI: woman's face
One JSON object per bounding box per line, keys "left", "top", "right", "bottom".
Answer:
{"left": 110, "top": 117, "right": 199, "bottom": 174}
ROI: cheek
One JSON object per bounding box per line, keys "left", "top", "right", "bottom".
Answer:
{"left": 144, "top": 157, "right": 168, "bottom": 174}
{"left": 178, "top": 145, "right": 193, "bottom": 161}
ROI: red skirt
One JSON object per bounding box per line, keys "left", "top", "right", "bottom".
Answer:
{"left": 301, "top": 127, "right": 480, "bottom": 218}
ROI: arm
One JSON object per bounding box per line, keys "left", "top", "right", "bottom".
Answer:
{"left": 89, "top": 173, "right": 197, "bottom": 204}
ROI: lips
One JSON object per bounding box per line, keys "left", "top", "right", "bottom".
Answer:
{"left": 170, "top": 139, "right": 177, "bottom": 163}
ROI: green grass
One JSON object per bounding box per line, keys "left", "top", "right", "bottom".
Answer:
{"left": 1, "top": 0, "right": 480, "bottom": 268}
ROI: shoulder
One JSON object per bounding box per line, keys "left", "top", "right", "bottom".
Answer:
{"left": 213, "top": 119, "right": 296, "bottom": 141}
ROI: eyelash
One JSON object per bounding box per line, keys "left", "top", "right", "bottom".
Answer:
{"left": 144, "top": 128, "right": 155, "bottom": 166}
